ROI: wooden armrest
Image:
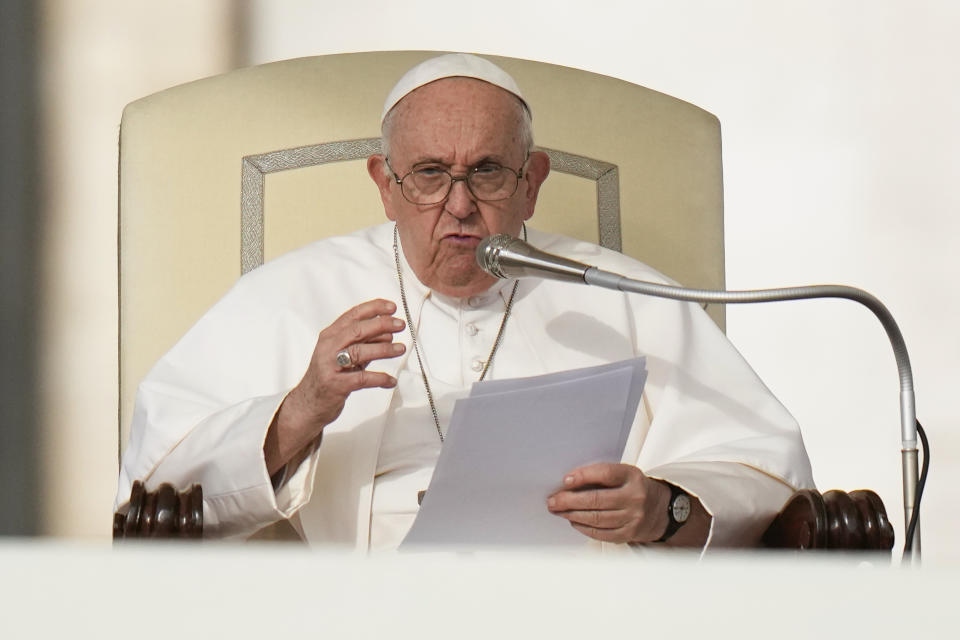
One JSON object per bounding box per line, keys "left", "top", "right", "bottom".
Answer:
{"left": 113, "top": 480, "right": 203, "bottom": 540}
{"left": 113, "top": 482, "right": 894, "bottom": 550}
{"left": 761, "top": 488, "right": 894, "bottom": 551}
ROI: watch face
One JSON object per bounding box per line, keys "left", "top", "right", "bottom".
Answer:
{"left": 671, "top": 494, "right": 692, "bottom": 523}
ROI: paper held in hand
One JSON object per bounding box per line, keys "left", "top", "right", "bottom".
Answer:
{"left": 401, "top": 357, "right": 647, "bottom": 549}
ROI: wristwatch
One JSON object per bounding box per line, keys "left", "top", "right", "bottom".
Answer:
{"left": 654, "top": 482, "right": 692, "bottom": 543}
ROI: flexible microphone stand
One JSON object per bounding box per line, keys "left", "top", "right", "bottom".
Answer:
{"left": 478, "top": 235, "right": 925, "bottom": 562}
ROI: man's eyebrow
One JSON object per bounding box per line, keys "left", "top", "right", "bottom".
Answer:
{"left": 473, "top": 156, "right": 505, "bottom": 166}
{"left": 410, "top": 156, "right": 447, "bottom": 166}
{"left": 411, "top": 155, "right": 506, "bottom": 168}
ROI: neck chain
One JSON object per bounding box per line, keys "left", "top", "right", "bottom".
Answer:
{"left": 393, "top": 223, "right": 522, "bottom": 443}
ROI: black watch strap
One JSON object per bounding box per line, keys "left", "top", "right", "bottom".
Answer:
{"left": 655, "top": 482, "right": 691, "bottom": 543}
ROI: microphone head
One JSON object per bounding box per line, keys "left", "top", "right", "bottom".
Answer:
{"left": 476, "top": 234, "right": 515, "bottom": 279}
{"left": 476, "top": 234, "right": 589, "bottom": 283}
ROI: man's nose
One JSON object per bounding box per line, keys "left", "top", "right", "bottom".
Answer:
{"left": 444, "top": 178, "right": 477, "bottom": 219}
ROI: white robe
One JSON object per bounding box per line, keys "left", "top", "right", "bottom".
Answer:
{"left": 116, "top": 223, "right": 814, "bottom": 549}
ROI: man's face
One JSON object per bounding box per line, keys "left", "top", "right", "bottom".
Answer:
{"left": 368, "top": 77, "right": 550, "bottom": 298}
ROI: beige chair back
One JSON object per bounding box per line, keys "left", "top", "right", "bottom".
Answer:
{"left": 118, "top": 51, "right": 725, "bottom": 455}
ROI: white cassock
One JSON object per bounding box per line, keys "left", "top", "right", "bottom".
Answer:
{"left": 116, "top": 223, "right": 814, "bottom": 550}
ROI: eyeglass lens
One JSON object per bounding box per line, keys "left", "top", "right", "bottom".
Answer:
{"left": 402, "top": 165, "right": 519, "bottom": 204}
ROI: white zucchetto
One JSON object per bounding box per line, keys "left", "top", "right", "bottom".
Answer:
{"left": 381, "top": 53, "right": 530, "bottom": 123}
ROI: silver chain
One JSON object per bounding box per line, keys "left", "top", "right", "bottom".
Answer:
{"left": 393, "top": 223, "right": 521, "bottom": 443}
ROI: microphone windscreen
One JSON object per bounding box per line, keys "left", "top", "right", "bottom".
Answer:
{"left": 476, "top": 234, "right": 515, "bottom": 278}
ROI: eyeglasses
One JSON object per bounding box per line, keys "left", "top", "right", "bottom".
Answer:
{"left": 386, "top": 157, "right": 526, "bottom": 205}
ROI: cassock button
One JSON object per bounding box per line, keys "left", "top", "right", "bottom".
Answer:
{"left": 466, "top": 323, "right": 479, "bottom": 336}
{"left": 471, "top": 359, "right": 484, "bottom": 372}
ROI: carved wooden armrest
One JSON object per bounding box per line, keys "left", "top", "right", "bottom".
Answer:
{"left": 112, "top": 482, "right": 895, "bottom": 550}
{"left": 113, "top": 480, "right": 203, "bottom": 540}
{"left": 761, "top": 488, "right": 894, "bottom": 551}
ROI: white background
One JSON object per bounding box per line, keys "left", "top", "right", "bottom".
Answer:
{"left": 38, "top": 0, "right": 958, "bottom": 563}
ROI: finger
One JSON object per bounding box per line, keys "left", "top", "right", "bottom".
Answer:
{"left": 342, "top": 298, "right": 398, "bottom": 322}
{"left": 560, "top": 463, "right": 633, "bottom": 491}
{"left": 554, "top": 508, "right": 632, "bottom": 530}
{"left": 324, "top": 300, "right": 403, "bottom": 345}
{"left": 344, "top": 341, "right": 406, "bottom": 368}
{"left": 365, "top": 332, "right": 396, "bottom": 344}
{"left": 339, "top": 368, "right": 398, "bottom": 391}
{"left": 547, "top": 487, "right": 625, "bottom": 513}
{"left": 336, "top": 314, "right": 406, "bottom": 348}
{"left": 569, "top": 522, "right": 632, "bottom": 544}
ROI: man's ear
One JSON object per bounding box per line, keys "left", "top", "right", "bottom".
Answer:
{"left": 367, "top": 154, "right": 398, "bottom": 221}
{"left": 522, "top": 150, "right": 551, "bottom": 220}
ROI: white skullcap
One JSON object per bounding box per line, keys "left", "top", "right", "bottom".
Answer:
{"left": 381, "top": 53, "right": 530, "bottom": 123}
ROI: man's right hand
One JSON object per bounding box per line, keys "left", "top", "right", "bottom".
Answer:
{"left": 263, "top": 298, "right": 406, "bottom": 475}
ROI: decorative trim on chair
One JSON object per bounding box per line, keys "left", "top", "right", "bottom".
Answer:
{"left": 240, "top": 139, "right": 622, "bottom": 274}
{"left": 241, "top": 138, "right": 383, "bottom": 274}
{"left": 541, "top": 148, "right": 621, "bottom": 253}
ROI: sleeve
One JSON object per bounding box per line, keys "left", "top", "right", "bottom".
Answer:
{"left": 616, "top": 264, "right": 815, "bottom": 549}
{"left": 116, "top": 384, "right": 323, "bottom": 540}
{"left": 646, "top": 461, "right": 798, "bottom": 549}
{"left": 114, "top": 260, "right": 330, "bottom": 540}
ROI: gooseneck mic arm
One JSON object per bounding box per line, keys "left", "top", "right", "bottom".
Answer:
{"left": 477, "top": 234, "right": 921, "bottom": 560}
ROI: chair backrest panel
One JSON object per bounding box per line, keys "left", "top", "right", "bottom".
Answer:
{"left": 242, "top": 140, "right": 622, "bottom": 275}
{"left": 118, "top": 51, "right": 725, "bottom": 453}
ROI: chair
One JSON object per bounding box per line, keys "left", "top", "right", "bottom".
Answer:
{"left": 118, "top": 51, "right": 726, "bottom": 454}
{"left": 116, "top": 51, "right": 889, "bottom": 550}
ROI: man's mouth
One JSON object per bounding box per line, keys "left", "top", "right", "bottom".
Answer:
{"left": 441, "top": 233, "right": 482, "bottom": 247}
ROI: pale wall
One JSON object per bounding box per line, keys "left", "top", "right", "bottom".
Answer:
{"left": 37, "top": 0, "right": 240, "bottom": 536}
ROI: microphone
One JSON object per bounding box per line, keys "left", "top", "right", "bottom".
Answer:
{"left": 475, "top": 233, "right": 923, "bottom": 560}
{"left": 475, "top": 234, "right": 591, "bottom": 283}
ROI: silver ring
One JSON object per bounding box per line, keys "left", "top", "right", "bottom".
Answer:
{"left": 335, "top": 349, "right": 353, "bottom": 369}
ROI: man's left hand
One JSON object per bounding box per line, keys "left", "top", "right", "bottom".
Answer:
{"left": 546, "top": 463, "right": 673, "bottom": 544}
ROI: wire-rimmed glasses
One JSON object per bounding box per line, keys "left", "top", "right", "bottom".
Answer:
{"left": 386, "top": 157, "right": 527, "bottom": 205}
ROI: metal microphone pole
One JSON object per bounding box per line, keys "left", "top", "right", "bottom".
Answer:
{"left": 477, "top": 235, "right": 922, "bottom": 560}
{"left": 582, "top": 267, "right": 921, "bottom": 561}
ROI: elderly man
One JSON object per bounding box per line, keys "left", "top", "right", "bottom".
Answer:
{"left": 117, "top": 54, "right": 813, "bottom": 550}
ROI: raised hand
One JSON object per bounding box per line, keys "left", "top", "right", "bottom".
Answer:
{"left": 264, "top": 299, "right": 406, "bottom": 474}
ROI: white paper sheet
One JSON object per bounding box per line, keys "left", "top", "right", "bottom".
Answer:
{"left": 401, "top": 357, "right": 647, "bottom": 548}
